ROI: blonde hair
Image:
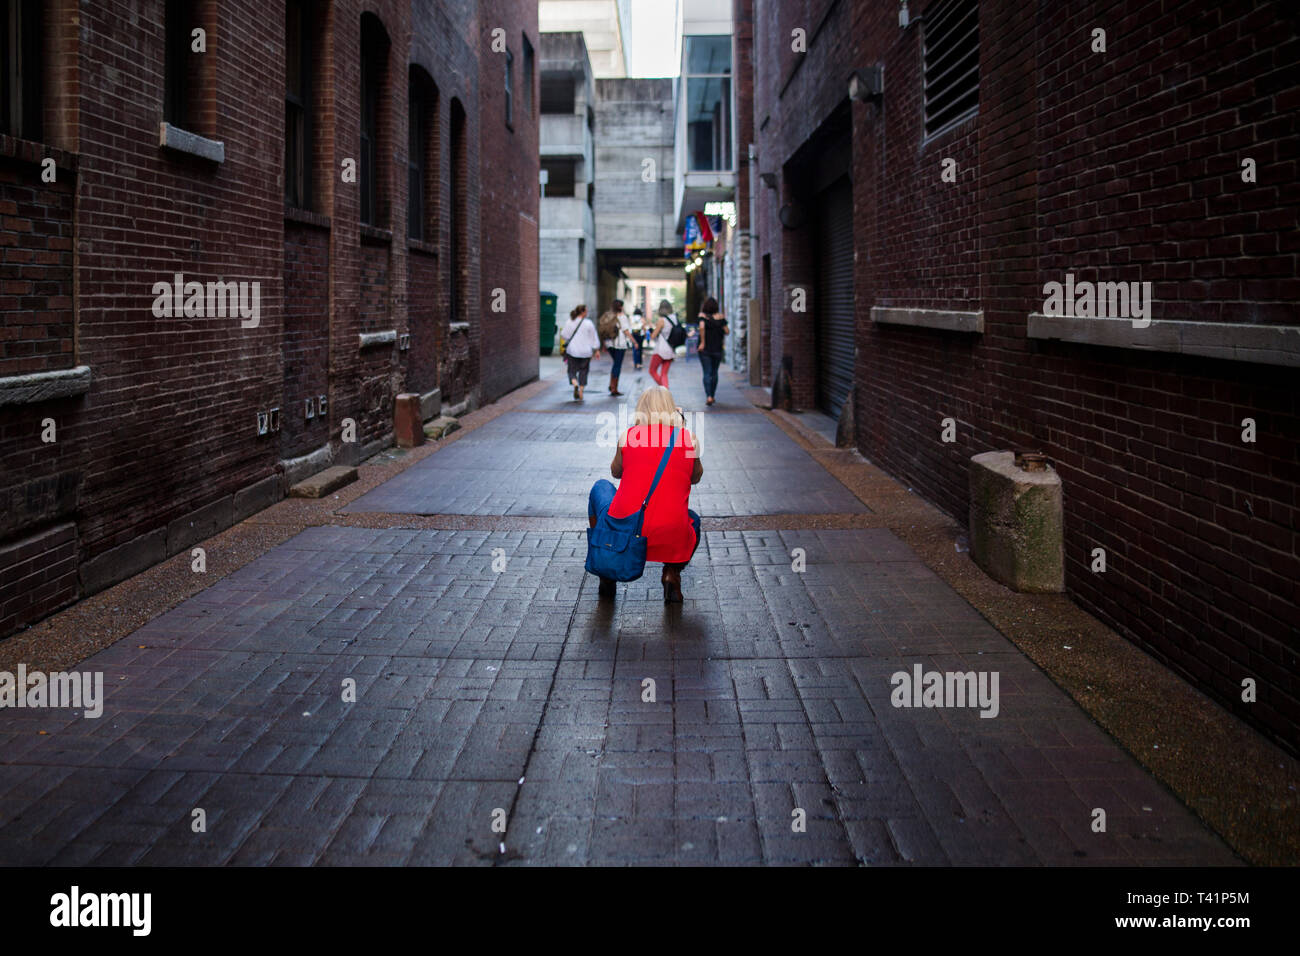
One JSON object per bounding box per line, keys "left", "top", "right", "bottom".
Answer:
{"left": 623, "top": 385, "right": 697, "bottom": 453}
{"left": 632, "top": 385, "right": 677, "bottom": 428}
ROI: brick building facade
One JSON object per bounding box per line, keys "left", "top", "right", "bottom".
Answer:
{"left": 0, "top": 0, "right": 538, "bottom": 638}
{"left": 738, "top": 0, "right": 1299, "bottom": 749}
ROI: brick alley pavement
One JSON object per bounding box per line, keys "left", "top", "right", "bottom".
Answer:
{"left": 0, "top": 358, "right": 1238, "bottom": 865}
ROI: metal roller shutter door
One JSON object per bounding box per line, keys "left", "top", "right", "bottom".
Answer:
{"left": 814, "top": 175, "right": 855, "bottom": 419}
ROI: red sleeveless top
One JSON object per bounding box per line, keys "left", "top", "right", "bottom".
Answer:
{"left": 608, "top": 425, "right": 698, "bottom": 563}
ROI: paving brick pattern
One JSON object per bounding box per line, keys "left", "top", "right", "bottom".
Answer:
{"left": 0, "top": 367, "right": 1236, "bottom": 865}
{"left": 0, "top": 521, "right": 1234, "bottom": 865}
{"left": 346, "top": 368, "right": 865, "bottom": 517}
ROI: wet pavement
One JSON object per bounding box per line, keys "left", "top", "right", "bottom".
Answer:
{"left": 0, "top": 357, "right": 1238, "bottom": 865}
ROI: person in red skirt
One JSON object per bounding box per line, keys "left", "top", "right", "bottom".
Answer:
{"left": 587, "top": 385, "right": 702, "bottom": 603}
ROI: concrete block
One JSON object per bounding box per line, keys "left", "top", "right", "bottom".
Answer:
{"left": 419, "top": 388, "right": 442, "bottom": 421}
{"left": 280, "top": 442, "right": 334, "bottom": 487}
{"left": 289, "top": 466, "right": 357, "bottom": 498}
{"left": 394, "top": 393, "right": 424, "bottom": 448}
{"left": 835, "top": 386, "right": 855, "bottom": 448}
{"left": 0, "top": 365, "right": 92, "bottom": 407}
{"left": 80, "top": 527, "right": 167, "bottom": 594}
{"left": 969, "top": 451, "right": 1064, "bottom": 593}
{"left": 167, "top": 496, "right": 235, "bottom": 555}
{"left": 423, "top": 416, "right": 461, "bottom": 440}
{"left": 233, "top": 474, "right": 283, "bottom": 522}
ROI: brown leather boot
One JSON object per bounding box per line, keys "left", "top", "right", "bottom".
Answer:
{"left": 610, "top": 376, "right": 622, "bottom": 396}
{"left": 661, "top": 566, "right": 683, "bottom": 604}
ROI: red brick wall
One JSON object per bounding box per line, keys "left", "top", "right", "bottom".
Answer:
{"left": 72, "top": 0, "right": 284, "bottom": 556}
{"left": 407, "top": 248, "right": 440, "bottom": 393}
{"left": 477, "top": 0, "right": 539, "bottom": 404}
{"left": 0, "top": 151, "right": 75, "bottom": 377}
{"left": 744, "top": 0, "right": 1300, "bottom": 749}
{"left": 0, "top": 0, "right": 534, "bottom": 639}
{"left": 282, "top": 221, "right": 331, "bottom": 458}
{"left": 0, "top": 524, "right": 78, "bottom": 637}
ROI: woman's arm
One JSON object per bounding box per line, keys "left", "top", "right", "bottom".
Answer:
{"left": 610, "top": 443, "right": 623, "bottom": 479}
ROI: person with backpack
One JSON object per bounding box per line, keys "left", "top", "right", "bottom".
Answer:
{"left": 649, "top": 299, "right": 684, "bottom": 388}
{"left": 597, "top": 299, "right": 632, "bottom": 396}
{"left": 696, "top": 296, "right": 729, "bottom": 406}
{"left": 560, "top": 304, "right": 601, "bottom": 401}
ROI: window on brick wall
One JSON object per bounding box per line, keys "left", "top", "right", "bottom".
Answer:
{"left": 522, "top": 36, "right": 534, "bottom": 119}
{"left": 1, "top": 0, "right": 42, "bottom": 141}
{"left": 408, "top": 69, "right": 438, "bottom": 242}
{"left": 164, "top": 0, "right": 199, "bottom": 130}
{"left": 922, "top": 0, "right": 978, "bottom": 138}
{"left": 449, "top": 97, "right": 465, "bottom": 323}
{"left": 284, "top": 0, "right": 312, "bottom": 209}
{"left": 360, "top": 13, "right": 390, "bottom": 227}
{"left": 505, "top": 48, "right": 514, "bottom": 129}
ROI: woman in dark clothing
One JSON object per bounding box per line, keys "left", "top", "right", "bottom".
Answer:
{"left": 696, "top": 297, "right": 728, "bottom": 406}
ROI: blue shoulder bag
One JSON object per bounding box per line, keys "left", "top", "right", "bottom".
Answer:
{"left": 585, "top": 427, "right": 677, "bottom": 582}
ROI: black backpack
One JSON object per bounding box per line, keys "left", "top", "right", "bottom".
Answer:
{"left": 665, "top": 315, "right": 686, "bottom": 349}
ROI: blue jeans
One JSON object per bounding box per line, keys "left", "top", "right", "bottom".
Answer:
{"left": 699, "top": 351, "right": 722, "bottom": 398}
{"left": 608, "top": 347, "right": 625, "bottom": 379}
{"left": 589, "top": 479, "right": 701, "bottom": 569}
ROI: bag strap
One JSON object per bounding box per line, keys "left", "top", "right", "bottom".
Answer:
{"left": 634, "top": 426, "right": 677, "bottom": 535}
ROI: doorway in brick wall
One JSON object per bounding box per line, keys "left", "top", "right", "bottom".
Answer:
{"left": 813, "top": 175, "right": 855, "bottom": 420}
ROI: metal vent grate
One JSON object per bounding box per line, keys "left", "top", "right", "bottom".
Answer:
{"left": 923, "top": 0, "right": 979, "bottom": 138}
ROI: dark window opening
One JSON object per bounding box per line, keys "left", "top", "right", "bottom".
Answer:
{"left": 284, "top": 0, "right": 312, "bottom": 208}
{"left": 359, "top": 13, "right": 389, "bottom": 226}
{"left": 522, "top": 36, "right": 534, "bottom": 118}
{"left": 505, "top": 47, "right": 514, "bottom": 128}
{"left": 449, "top": 99, "right": 465, "bottom": 323}
{"left": 408, "top": 77, "right": 427, "bottom": 241}
{"left": 164, "top": 0, "right": 195, "bottom": 129}
{"left": 1, "top": 0, "right": 42, "bottom": 141}
{"left": 923, "top": 0, "right": 978, "bottom": 138}
{"left": 540, "top": 159, "right": 576, "bottom": 197}
{"left": 540, "top": 76, "right": 574, "bottom": 114}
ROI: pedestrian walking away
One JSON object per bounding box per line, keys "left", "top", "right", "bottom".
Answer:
{"left": 587, "top": 385, "right": 702, "bottom": 603}
{"left": 597, "top": 298, "right": 633, "bottom": 396}
{"left": 649, "top": 299, "right": 682, "bottom": 388}
{"left": 560, "top": 304, "right": 602, "bottom": 401}
{"left": 696, "top": 296, "right": 728, "bottom": 406}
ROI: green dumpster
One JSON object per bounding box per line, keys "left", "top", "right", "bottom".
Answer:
{"left": 540, "top": 291, "right": 558, "bottom": 356}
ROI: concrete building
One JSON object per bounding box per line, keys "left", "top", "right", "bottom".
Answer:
{"left": 672, "top": 0, "right": 745, "bottom": 366}
{"left": 539, "top": 32, "right": 598, "bottom": 324}
{"left": 0, "top": 0, "right": 538, "bottom": 640}
{"left": 735, "top": 0, "right": 1300, "bottom": 751}
{"left": 592, "top": 77, "right": 680, "bottom": 308}
{"left": 539, "top": 0, "right": 634, "bottom": 78}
